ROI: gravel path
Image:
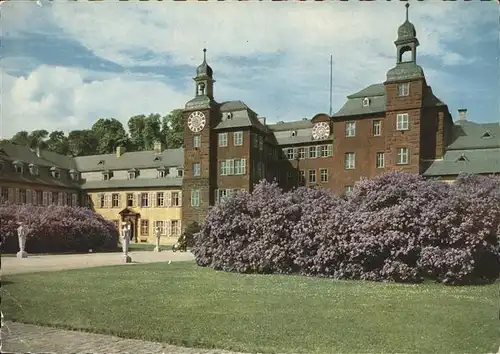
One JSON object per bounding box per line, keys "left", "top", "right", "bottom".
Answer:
{"left": 1, "top": 250, "right": 195, "bottom": 275}
{"left": 1, "top": 321, "right": 251, "bottom": 354}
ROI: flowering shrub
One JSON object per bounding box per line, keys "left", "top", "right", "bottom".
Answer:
{"left": 0, "top": 204, "right": 119, "bottom": 253}
{"left": 193, "top": 172, "right": 500, "bottom": 285}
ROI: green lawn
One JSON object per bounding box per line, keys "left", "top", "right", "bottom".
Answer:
{"left": 2, "top": 262, "right": 498, "bottom": 354}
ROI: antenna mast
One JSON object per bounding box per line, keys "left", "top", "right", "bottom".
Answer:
{"left": 329, "top": 55, "right": 333, "bottom": 116}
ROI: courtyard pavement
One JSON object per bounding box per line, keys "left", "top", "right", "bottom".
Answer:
{"left": 1, "top": 250, "right": 195, "bottom": 275}
{"left": 1, "top": 321, "right": 251, "bottom": 354}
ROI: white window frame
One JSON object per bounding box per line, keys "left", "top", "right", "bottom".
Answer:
{"left": 234, "top": 159, "right": 246, "bottom": 175}
{"left": 308, "top": 146, "right": 318, "bottom": 159}
{"left": 320, "top": 145, "right": 333, "bottom": 157}
{"left": 376, "top": 152, "right": 385, "bottom": 168}
{"left": 298, "top": 147, "right": 306, "bottom": 159}
{"left": 373, "top": 120, "right": 381, "bottom": 136}
{"left": 233, "top": 131, "right": 243, "bottom": 146}
{"left": 346, "top": 122, "right": 356, "bottom": 137}
{"left": 171, "top": 220, "right": 181, "bottom": 237}
{"left": 286, "top": 148, "right": 297, "bottom": 160}
{"left": 191, "top": 189, "right": 200, "bottom": 207}
{"left": 397, "top": 147, "right": 409, "bottom": 165}
{"left": 308, "top": 169, "right": 316, "bottom": 184}
{"left": 193, "top": 162, "right": 201, "bottom": 177}
{"left": 141, "top": 192, "right": 149, "bottom": 207}
{"left": 171, "top": 192, "right": 180, "bottom": 206}
{"left": 193, "top": 135, "right": 201, "bottom": 148}
{"left": 156, "top": 192, "right": 164, "bottom": 207}
{"left": 320, "top": 168, "right": 328, "bottom": 183}
{"left": 218, "top": 133, "right": 228, "bottom": 147}
{"left": 362, "top": 97, "right": 370, "bottom": 107}
{"left": 397, "top": 113, "right": 409, "bottom": 131}
{"left": 345, "top": 185, "right": 354, "bottom": 194}
{"left": 398, "top": 82, "right": 410, "bottom": 97}
{"left": 345, "top": 152, "right": 356, "bottom": 169}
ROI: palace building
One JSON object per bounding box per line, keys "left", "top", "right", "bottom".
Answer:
{"left": 1, "top": 4, "right": 498, "bottom": 243}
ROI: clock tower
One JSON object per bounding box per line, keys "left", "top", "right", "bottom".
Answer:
{"left": 182, "top": 49, "right": 220, "bottom": 230}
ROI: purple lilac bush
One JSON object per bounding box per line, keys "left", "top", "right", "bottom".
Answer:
{"left": 0, "top": 203, "right": 119, "bottom": 253}
{"left": 192, "top": 172, "right": 500, "bottom": 285}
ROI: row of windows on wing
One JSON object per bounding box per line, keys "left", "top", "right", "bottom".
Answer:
{"left": 344, "top": 113, "right": 410, "bottom": 137}
{"left": 0, "top": 187, "right": 78, "bottom": 206}
{"left": 282, "top": 145, "right": 333, "bottom": 160}
{"left": 3, "top": 161, "right": 80, "bottom": 181}
{"left": 102, "top": 168, "right": 184, "bottom": 181}
{"left": 95, "top": 191, "right": 182, "bottom": 208}
{"left": 190, "top": 158, "right": 248, "bottom": 177}
{"left": 139, "top": 219, "right": 181, "bottom": 238}
{"left": 193, "top": 131, "right": 264, "bottom": 150}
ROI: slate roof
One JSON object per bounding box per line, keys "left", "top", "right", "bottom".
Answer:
{"left": 0, "top": 143, "right": 80, "bottom": 189}
{"left": 81, "top": 177, "right": 183, "bottom": 190}
{"left": 423, "top": 120, "right": 500, "bottom": 176}
{"left": 423, "top": 148, "right": 500, "bottom": 177}
{"left": 74, "top": 148, "right": 184, "bottom": 172}
{"left": 213, "top": 100, "right": 268, "bottom": 132}
{"left": 333, "top": 84, "right": 386, "bottom": 118}
{"left": 268, "top": 120, "right": 314, "bottom": 132}
{"left": 447, "top": 121, "right": 500, "bottom": 150}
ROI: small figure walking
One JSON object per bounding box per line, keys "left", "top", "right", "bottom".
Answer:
{"left": 16, "top": 221, "right": 29, "bottom": 259}
{"left": 154, "top": 225, "right": 161, "bottom": 252}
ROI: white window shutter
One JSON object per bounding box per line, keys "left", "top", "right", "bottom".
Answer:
{"left": 178, "top": 191, "right": 182, "bottom": 206}
{"left": 32, "top": 190, "right": 38, "bottom": 204}
{"left": 152, "top": 192, "right": 157, "bottom": 208}
{"left": 166, "top": 191, "right": 171, "bottom": 207}
{"left": 72, "top": 193, "right": 77, "bottom": 207}
{"left": 42, "top": 191, "right": 48, "bottom": 205}
{"left": 166, "top": 220, "right": 171, "bottom": 237}
{"left": 136, "top": 192, "right": 141, "bottom": 207}
{"left": 132, "top": 193, "right": 137, "bottom": 207}
{"left": 26, "top": 190, "right": 32, "bottom": 204}
{"left": 14, "top": 188, "right": 19, "bottom": 203}
{"left": 8, "top": 188, "right": 13, "bottom": 203}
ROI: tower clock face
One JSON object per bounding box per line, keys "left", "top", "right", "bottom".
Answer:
{"left": 312, "top": 122, "right": 330, "bottom": 140}
{"left": 187, "top": 111, "right": 206, "bottom": 133}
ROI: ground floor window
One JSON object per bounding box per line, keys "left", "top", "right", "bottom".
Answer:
{"left": 140, "top": 219, "right": 149, "bottom": 236}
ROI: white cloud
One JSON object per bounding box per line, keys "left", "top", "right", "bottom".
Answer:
{"left": 0, "top": 0, "right": 497, "bottom": 137}
{"left": 1, "top": 65, "right": 191, "bottom": 139}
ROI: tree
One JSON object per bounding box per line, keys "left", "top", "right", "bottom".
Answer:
{"left": 67, "top": 130, "right": 99, "bottom": 157}
{"left": 128, "top": 115, "right": 147, "bottom": 151}
{"left": 28, "top": 130, "right": 49, "bottom": 149}
{"left": 127, "top": 113, "right": 166, "bottom": 151}
{"left": 46, "top": 131, "right": 70, "bottom": 155}
{"left": 10, "top": 131, "right": 30, "bottom": 147}
{"left": 163, "top": 109, "right": 183, "bottom": 149}
{"left": 91, "top": 118, "right": 129, "bottom": 154}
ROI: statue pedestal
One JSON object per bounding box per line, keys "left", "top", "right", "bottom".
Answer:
{"left": 123, "top": 254, "right": 132, "bottom": 263}
{"left": 16, "top": 251, "right": 28, "bottom": 259}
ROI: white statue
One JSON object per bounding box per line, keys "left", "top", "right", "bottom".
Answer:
{"left": 121, "top": 221, "right": 132, "bottom": 263}
{"left": 154, "top": 226, "right": 161, "bottom": 252}
{"left": 16, "top": 222, "right": 28, "bottom": 259}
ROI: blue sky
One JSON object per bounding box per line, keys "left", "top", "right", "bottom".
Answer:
{"left": 1, "top": 1, "right": 498, "bottom": 139}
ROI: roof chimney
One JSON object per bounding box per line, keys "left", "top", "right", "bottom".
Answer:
{"left": 258, "top": 117, "right": 266, "bottom": 126}
{"left": 153, "top": 141, "right": 163, "bottom": 153}
{"left": 116, "top": 146, "right": 125, "bottom": 158}
{"left": 458, "top": 108, "right": 467, "bottom": 121}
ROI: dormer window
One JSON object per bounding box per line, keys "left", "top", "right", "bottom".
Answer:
{"left": 481, "top": 131, "right": 492, "bottom": 139}
{"left": 13, "top": 161, "right": 23, "bottom": 174}
{"left": 177, "top": 169, "right": 184, "bottom": 177}
{"left": 98, "top": 160, "right": 105, "bottom": 165}
{"left": 157, "top": 167, "right": 167, "bottom": 178}
{"left": 29, "top": 163, "right": 39, "bottom": 176}
{"left": 362, "top": 97, "right": 370, "bottom": 107}
{"left": 128, "top": 169, "right": 138, "bottom": 179}
{"left": 50, "top": 167, "right": 61, "bottom": 179}
{"left": 154, "top": 156, "right": 162, "bottom": 161}
{"left": 69, "top": 170, "right": 79, "bottom": 181}
{"left": 291, "top": 131, "right": 297, "bottom": 137}
{"left": 456, "top": 154, "right": 469, "bottom": 162}
{"left": 102, "top": 170, "right": 113, "bottom": 181}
